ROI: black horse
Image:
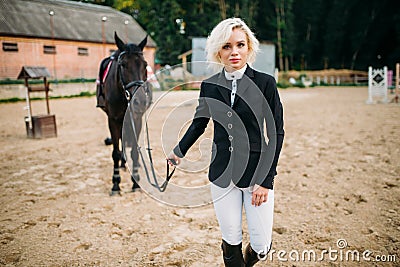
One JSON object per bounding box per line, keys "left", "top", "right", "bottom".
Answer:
{"left": 99, "top": 32, "right": 152, "bottom": 195}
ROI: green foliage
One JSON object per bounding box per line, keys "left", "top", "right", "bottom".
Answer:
{"left": 0, "top": 97, "right": 21, "bottom": 103}
{"left": 276, "top": 81, "right": 291, "bottom": 89}
{"left": 0, "top": 91, "right": 95, "bottom": 103}
{"left": 81, "top": 0, "right": 400, "bottom": 71}
{"left": 292, "top": 0, "right": 400, "bottom": 70}
{"left": 0, "top": 78, "right": 96, "bottom": 85}
{"left": 0, "top": 79, "right": 24, "bottom": 85}
{"left": 112, "top": 0, "right": 263, "bottom": 65}
{"left": 50, "top": 91, "right": 95, "bottom": 99}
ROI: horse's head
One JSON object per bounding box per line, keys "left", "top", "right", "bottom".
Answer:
{"left": 115, "top": 32, "right": 151, "bottom": 113}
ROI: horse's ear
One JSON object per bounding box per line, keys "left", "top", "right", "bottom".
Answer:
{"left": 114, "top": 32, "right": 125, "bottom": 51}
{"left": 138, "top": 35, "right": 148, "bottom": 51}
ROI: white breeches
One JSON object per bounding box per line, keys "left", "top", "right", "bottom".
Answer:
{"left": 211, "top": 182, "right": 274, "bottom": 254}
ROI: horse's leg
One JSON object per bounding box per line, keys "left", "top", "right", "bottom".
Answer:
{"left": 130, "top": 114, "right": 142, "bottom": 191}
{"left": 120, "top": 149, "right": 127, "bottom": 170}
{"left": 130, "top": 146, "right": 140, "bottom": 192}
{"left": 120, "top": 117, "right": 130, "bottom": 170}
{"left": 109, "top": 118, "right": 122, "bottom": 195}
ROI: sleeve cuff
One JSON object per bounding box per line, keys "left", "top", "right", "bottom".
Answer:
{"left": 173, "top": 145, "right": 184, "bottom": 158}
{"left": 260, "top": 175, "right": 274, "bottom": 189}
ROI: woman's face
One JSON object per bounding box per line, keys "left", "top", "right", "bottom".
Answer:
{"left": 218, "top": 28, "right": 249, "bottom": 72}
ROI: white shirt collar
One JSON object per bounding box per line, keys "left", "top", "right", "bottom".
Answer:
{"left": 224, "top": 64, "right": 247, "bottom": 80}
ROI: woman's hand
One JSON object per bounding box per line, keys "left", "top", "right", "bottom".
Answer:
{"left": 167, "top": 151, "right": 181, "bottom": 166}
{"left": 251, "top": 185, "right": 269, "bottom": 206}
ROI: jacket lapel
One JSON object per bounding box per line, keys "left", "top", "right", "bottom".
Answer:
{"left": 216, "top": 70, "right": 231, "bottom": 105}
{"left": 232, "top": 65, "right": 255, "bottom": 107}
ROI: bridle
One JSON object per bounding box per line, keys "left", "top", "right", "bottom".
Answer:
{"left": 118, "top": 50, "right": 175, "bottom": 192}
{"left": 117, "top": 50, "right": 145, "bottom": 101}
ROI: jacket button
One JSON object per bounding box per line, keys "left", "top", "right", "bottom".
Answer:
{"left": 228, "top": 135, "right": 233, "bottom": 141}
{"left": 227, "top": 111, "right": 232, "bottom": 117}
{"left": 227, "top": 123, "right": 232, "bottom": 129}
{"left": 229, "top": 146, "right": 233, "bottom": 152}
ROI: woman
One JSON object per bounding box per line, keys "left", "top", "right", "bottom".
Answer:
{"left": 168, "top": 18, "right": 284, "bottom": 266}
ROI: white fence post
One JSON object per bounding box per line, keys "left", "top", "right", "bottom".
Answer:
{"left": 383, "top": 66, "right": 388, "bottom": 103}
{"left": 367, "top": 67, "right": 373, "bottom": 104}
{"left": 274, "top": 68, "right": 279, "bottom": 83}
{"left": 367, "top": 66, "right": 388, "bottom": 104}
{"left": 396, "top": 63, "right": 400, "bottom": 101}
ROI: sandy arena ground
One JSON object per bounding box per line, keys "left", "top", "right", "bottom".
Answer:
{"left": 0, "top": 87, "right": 399, "bottom": 266}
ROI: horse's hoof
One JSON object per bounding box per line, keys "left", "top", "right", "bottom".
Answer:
{"left": 120, "top": 165, "right": 127, "bottom": 171}
{"left": 131, "top": 187, "right": 142, "bottom": 193}
{"left": 110, "top": 190, "right": 121, "bottom": 196}
{"left": 132, "top": 182, "right": 141, "bottom": 193}
{"left": 104, "top": 137, "right": 112, "bottom": 146}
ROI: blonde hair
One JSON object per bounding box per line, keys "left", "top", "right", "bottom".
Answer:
{"left": 205, "top": 18, "right": 259, "bottom": 70}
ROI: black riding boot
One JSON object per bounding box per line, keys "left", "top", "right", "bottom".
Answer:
{"left": 221, "top": 239, "right": 245, "bottom": 267}
{"left": 244, "top": 243, "right": 266, "bottom": 267}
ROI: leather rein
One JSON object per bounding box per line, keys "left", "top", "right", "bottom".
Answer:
{"left": 117, "top": 50, "right": 175, "bottom": 192}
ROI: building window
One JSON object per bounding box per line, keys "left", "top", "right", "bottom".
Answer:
{"left": 78, "top": 47, "right": 88, "bottom": 56}
{"left": 2, "top": 42, "right": 18, "bottom": 52}
{"left": 44, "top": 45, "right": 56, "bottom": 54}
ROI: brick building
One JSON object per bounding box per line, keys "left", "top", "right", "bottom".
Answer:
{"left": 0, "top": 0, "right": 156, "bottom": 80}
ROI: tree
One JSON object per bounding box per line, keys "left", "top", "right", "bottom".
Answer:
{"left": 271, "top": 0, "right": 294, "bottom": 71}
{"left": 74, "top": 0, "right": 400, "bottom": 71}
{"left": 114, "top": 0, "right": 188, "bottom": 65}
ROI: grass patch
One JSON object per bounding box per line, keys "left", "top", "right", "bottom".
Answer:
{"left": 0, "top": 78, "right": 96, "bottom": 85}
{"left": 0, "top": 91, "right": 95, "bottom": 103}
{"left": 0, "top": 97, "right": 21, "bottom": 103}
{"left": 277, "top": 82, "right": 368, "bottom": 88}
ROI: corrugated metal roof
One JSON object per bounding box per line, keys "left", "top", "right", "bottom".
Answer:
{"left": 17, "top": 66, "right": 51, "bottom": 79}
{"left": 0, "top": 0, "right": 156, "bottom": 47}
